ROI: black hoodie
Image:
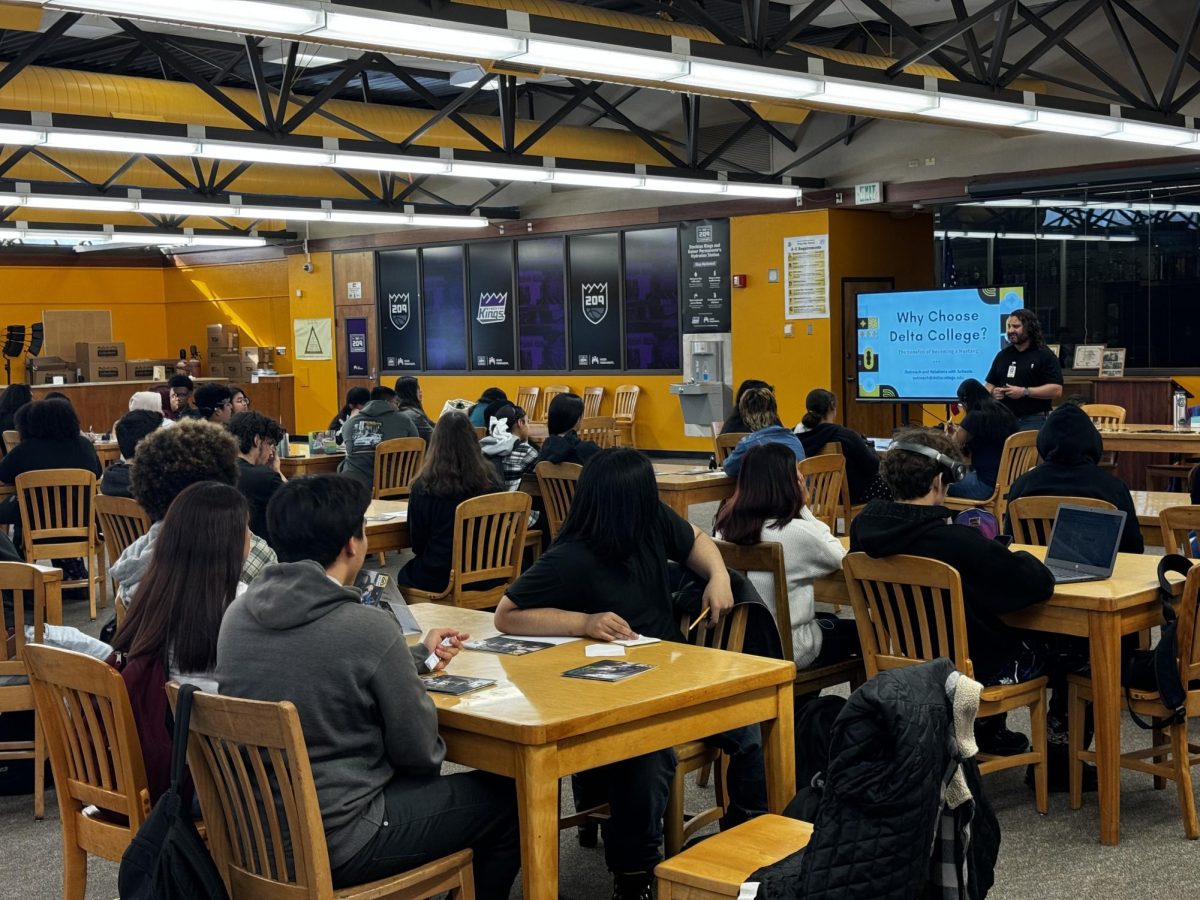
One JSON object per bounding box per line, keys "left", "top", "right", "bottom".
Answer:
{"left": 796, "top": 422, "right": 881, "bottom": 503}
{"left": 850, "top": 499, "right": 1054, "bottom": 677}
{"left": 1004, "top": 404, "right": 1143, "bottom": 554}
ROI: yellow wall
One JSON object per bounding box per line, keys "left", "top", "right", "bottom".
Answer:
{"left": 287, "top": 252, "right": 339, "bottom": 433}
{"left": 162, "top": 257, "right": 289, "bottom": 360}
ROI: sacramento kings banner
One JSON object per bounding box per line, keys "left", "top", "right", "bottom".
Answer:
{"left": 467, "top": 241, "right": 516, "bottom": 370}
{"left": 568, "top": 232, "right": 621, "bottom": 369}
{"left": 376, "top": 249, "right": 422, "bottom": 371}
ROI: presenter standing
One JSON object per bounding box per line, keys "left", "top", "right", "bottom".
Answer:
{"left": 984, "top": 309, "right": 1062, "bottom": 431}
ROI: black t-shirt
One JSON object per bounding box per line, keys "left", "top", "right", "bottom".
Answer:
{"left": 985, "top": 344, "right": 1062, "bottom": 418}
{"left": 236, "top": 458, "right": 284, "bottom": 541}
{"left": 959, "top": 411, "right": 1008, "bottom": 487}
{"left": 0, "top": 434, "right": 101, "bottom": 483}
{"left": 505, "top": 503, "right": 696, "bottom": 641}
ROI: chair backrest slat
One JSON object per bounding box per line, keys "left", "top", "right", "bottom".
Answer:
{"left": 450, "top": 491, "right": 531, "bottom": 609}
{"left": 578, "top": 416, "right": 616, "bottom": 449}
{"left": 798, "top": 454, "right": 845, "bottom": 532}
{"left": 714, "top": 539, "right": 791, "bottom": 659}
{"left": 1081, "top": 403, "right": 1126, "bottom": 430}
{"left": 582, "top": 386, "right": 604, "bottom": 418}
{"left": 372, "top": 437, "right": 425, "bottom": 500}
{"left": 1161, "top": 505, "right": 1200, "bottom": 557}
{"left": 614, "top": 384, "right": 640, "bottom": 420}
{"left": 516, "top": 386, "right": 540, "bottom": 420}
{"left": 1177, "top": 566, "right": 1200, "bottom": 685}
{"left": 714, "top": 432, "right": 746, "bottom": 465}
{"left": 535, "top": 461, "right": 582, "bottom": 540}
{"left": 540, "top": 384, "right": 571, "bottom": 422}
{"left": 16, "top": 469, "right": 97, "bottom": 562}
{"left": 1008, "top": 495, "right": 1117, "bottom": 546}
{"left": 992, "top": 430, "right": 1040, "bottom": 520}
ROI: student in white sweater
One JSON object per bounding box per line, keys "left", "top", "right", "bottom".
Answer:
{"left": 714, "top": 442, "right": 857, "bottom": 669}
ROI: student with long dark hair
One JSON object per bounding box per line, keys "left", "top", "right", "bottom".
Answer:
{"left": 0, "top": 383, "right": 32, "bottom": 450}
{"left": 537, "top": 392, "right": 601, "bottom": 465}
{"left": 108, "top": 482, "right": 250, "bottom": 800}
{"left": 495, "top": 448, "right": 739, "bottom": 899}
{"left": 396, "top": 412, "right": 502, "bottom": 592}
{"left": 0, "top": 398, "right": 101, "bottom": 524}
{"left": 720, "top": 379, "right": 780, "bottom": 434}
{"left": 715, "top": 443, "right": 853, "bottom": 668}
{"left": 330, "top": 386, "right": 370, "bottom": 440}
{"left": 947, "top": 378, "right": 1018, "bottom": 500}
{"left": 394, "top": 375, "right": 435, "bottom": 444}
{"left": 794, "top": 388, "right": 889, "bottom": 503}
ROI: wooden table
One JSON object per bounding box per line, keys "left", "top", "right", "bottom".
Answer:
{"left": 279, "top": 443, "right": 344, "bottom": 478}
{"left": 364, "top": 499, "right": 408, "bottom": 554}
{"left": 408, "top": 605, "right": 797, "bottom": 900}
{"left": 815, "top": 544, "right": 1185, "bottom": 846}
{"left": 1131, "top": 490, "right": 1191, "bottom": 547}
{"left": 1098, "top": 425, "right": 1200, "bottom": 454}
{"left": 652, "top": 464, "right": 734, "bottom": 518}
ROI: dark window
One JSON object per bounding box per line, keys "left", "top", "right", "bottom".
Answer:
{"left": 516, "top": 238, "right": 567, "bottom": 371}
{"left": 421, "top": 245, "right": 467, "bottom": 371}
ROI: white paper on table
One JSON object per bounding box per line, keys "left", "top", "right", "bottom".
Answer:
{"left": 501, "top": 634, "right": 581, "bottom": 645}
{"left": 612, "top": 635, "right": 661, "bottom": 647}
{"left": 585, "top": 644, "right": 626, "bottom": 657}
{"left": 365, "top": 511, "right": 406, "bottom": 521}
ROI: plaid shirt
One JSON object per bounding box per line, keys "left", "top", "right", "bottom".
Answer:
{"left": 501, "top": 441, "right": 540, "bottom": 490}
{"left": 242, "top": 534, "right": 276, "bottom": 583}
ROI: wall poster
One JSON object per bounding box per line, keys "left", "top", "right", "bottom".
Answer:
{"left": 345, "top": 316, "right": 369, "bottom": 377}
{"left": 784, "top": 234, "right": 830, "bottom": 319}
{"left": 680, "top": 219, "right": 730, "bottom": 333}
{"left": 422, "top": 245, "right": 468, "bottom": 371}
{"left": 517, "top": 238, "right": 567, "bottom": 371}
{"left": 377, "top": 248, "right": 422, "bottom": 371}
{"left": 467, "top": 241, "right": 516, "bottom": 370}
{"left": 568, "top": 232, "right": 622, "bottom": 369}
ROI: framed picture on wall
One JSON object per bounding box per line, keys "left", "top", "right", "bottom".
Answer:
{"left": 1072, "top": 344, "right": 1105, "bottom": 369}
{"left": 1045, "top": 343, "right": 1060, "bottom": 361}
{"left": 1099, "top": 348, "right": 1126, "bottom": 378}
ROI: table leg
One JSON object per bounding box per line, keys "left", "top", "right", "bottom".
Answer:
{"left": 515, "top": 744, "right": 560, "bottom": 900}
{"left": 760, "top": 682, "right": 796, "bottom": 812}
{"left": 1088, "top": 611, "right": 1122, "bottom": 845}
{"left": 662, "top": 493, "right": 690, "bottom": 519}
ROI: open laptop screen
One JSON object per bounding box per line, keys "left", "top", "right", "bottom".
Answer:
{"left": 1045, "top": 505, "right": 1125, "bottom": 569}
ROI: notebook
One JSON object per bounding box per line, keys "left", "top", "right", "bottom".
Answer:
{"left": 1042, "top": 504, "right": 1127, "bottom": 584}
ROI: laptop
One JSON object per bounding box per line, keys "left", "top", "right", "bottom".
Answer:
{"left": 1042, "top": 504, "right": 1128, "bottom": 584}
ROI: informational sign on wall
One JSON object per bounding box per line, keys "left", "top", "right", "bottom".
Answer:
{"left": 784, "top": 234, "right": 830, "bottom": 319}
{"left": 294, "top": 318, "right": 332, "bottom": 360}
{"left": 345, "top": 317, "right": 369, "bottom": 376}
{"left": 568, "top": 232, "right": 622, "bottom": 369}
{"left": 377, "top": 249, "right": 422, "bottom": 371}
{"left": 467, "top": 242, "right": 516, "bottom": 370}
{"left": 680, "top": 219, "right": 730, "bottom": 333}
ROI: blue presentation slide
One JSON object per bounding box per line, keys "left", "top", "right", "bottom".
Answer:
{"left": 856, "top": 287, "right": 1025, "bottom": 402}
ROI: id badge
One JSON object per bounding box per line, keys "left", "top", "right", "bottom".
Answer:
{"left": 1006, "top": 363, "right": 1017, "bottom": 379}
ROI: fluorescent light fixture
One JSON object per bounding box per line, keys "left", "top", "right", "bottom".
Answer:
{"left": 638, "top": 176, "right": 724, "bottom": 195}
{"left": 925, "top": 96, "right": 1036, "bottom": 126}
{"left": 967, "top": 198, "right": 1036, "bottom": 207}
{"left": 936, "top": 229, "right": 1138, "bottom": 242}
{"left": 515, "top": 39, "right": 687, "bottom": 81}
{"left": 0, "top": 127, "right": 44, "bottom": 146}
{"left": 48, "top": 0, "right": 324, "bottom": 33}
{"left": 261, "top": 45, "right": 345, "bottom": 67}
{"left": 176, "top": 235, "right": 268, "bottom": 248}
{"left": 199, "top": 142, "right": 333, "bottom": 166}
{"left": 136, "top": 200, "right": 231, "bottom": 216}
{"left": 550, "top": 170, "right": 643, "bottom": 189}
{"left": 235, "top": 206, "right": 328, "bottom": 221}
{"left": 1107, "top": 121, "right": 1194, "bottom": 147}
{"left": 316, "top": 12, "right": 525, "bottom": 58}
{"left": 22, "top": 195, "right": 136, "bottom": 212}
{"left": 815, "top": 80, "right": 936, "bottom": 113}
{"left": 333, "top": 152, "right": 449, "bottom": 175}
{"left": 44, "top": 132, "right": 199, "bottom": 156}
{"left": 673, "top": 62, "right": 821, "bottom": 99}
{"left": 407, "top": 214, "right": 490, "bottom": 228}
{"left": 2, "top": 229, "right": 111, "bottom": 244}
{"left": 450, "top": 161, "right": 551, "bottom": 182}
{"left": 1021, "top": 110, "right": 1119, "bottom": 137}
{"left": 323, "top": 211, "right": 410, "bottom": 225}
{"left": 722, "top": 183, "right": 802, "bottom": 199}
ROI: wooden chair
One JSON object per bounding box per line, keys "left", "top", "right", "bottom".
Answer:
{"left": 1068, "top": 564, "right": 1200, "bottom": 838}
{"left": 473, "top": 426, "right": 486, "bottom": 439}
{"left": 943, "top": 429, "right": 1039, "bottom": 522}
{"left": 716, "top": 539, "right": 864, "bottom": 695}
{"left": 816, "top": 442, "right": 863, "bottom": 536}
{"left": 24, "top": 644, "right": 151, "bottom": 900}
{"left": 1008, "top": 496, "right": 1117, "bottom": 546}
{"left": 582, "top": 386, "right": 604, "bottom": 419}
{"left": 373, "top": 437, "right": 426, "bottom": 500}
{"left": 399, "top": 492, "right": 530, "bottom": 610}
{"left": 166, "top": 684, "right": 476, "bottom": 899}
{"left": 1161, "top": 506, "right": 1200, "bottom": 557}
{"left": 0, "top": 562, "right": 63, "bottom": 819}
{"left": 94, "top": 443, "right": 120, "bottom": 470}
{"left": 656, "top": 815, "right": 812, "bottom": 898}
{"left": 535, "top": 461, "right": 582, "bottom": 540}
{"left": 539, "top": 384, "right": 571, "bottom": 423}
{"left": 3, "top": 429, "right": 19, "bottom": 452}
{"left": 798, "top": 453, "right": 846, "bottom": 533}
{"left": 614, "top": 384, "right": 640, "bottom": 447}
{"left": 15, "top": 469, "right": 105, "bottom": 619}
{"left": 1082, "top": 403, "right": 1125, "bottom": 473}
{"left": 515, "top": 386, "right": 540, "bottom": 420}
{"left": 95, "top": 494, "right": 151, "bottom": 616}
{"left": 714, "top": 431, "right": 746, "bottom": 467}
{"left": 578, "top": 415, "right": 617, "bottom": 449}
{"left": 843, "top": 552, "right": 1048, "bottom": 813}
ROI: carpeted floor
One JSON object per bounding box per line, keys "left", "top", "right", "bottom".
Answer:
{"left": 4, "top": 496, "right": 1198, "bottom": 899}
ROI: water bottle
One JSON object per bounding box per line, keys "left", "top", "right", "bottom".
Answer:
{"left": 702, "top": 364, "right": 710, "bottom": 382}
{"left": 1174, "top": 390, "right": 1188, "bottom": 428}
{"left": 279, "top": 433, "right": 290, "bottom": 459}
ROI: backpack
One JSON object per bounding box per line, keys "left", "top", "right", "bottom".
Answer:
{"left": 118, "top": 684, "right": 228, "bottom": 900}
{"left": 783, "top": 694, "right": 846, "bottom": 823}
{"left": 1121, "top": 554, "right": 1194, "bottom": 729}
{"left": 953, "top": 507, "right": 999, "bottom": 540}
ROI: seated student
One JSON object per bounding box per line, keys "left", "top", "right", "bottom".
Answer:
{"left": 338, "top": 386, "right": 418, "bottom": 488}
{"left": 229, "top": 385, "right": 250, "bottom": 414}
{"left": 1005, "top": 402, "right": 1143, "bottom": 554}
{"left": 715, "top": 442, "right": 854, "bottom": 669}
{"left": 216, "top": 474, "right": 520, "bottom": 895}
{"left": 0, "top": 382, "right": 32, "bottom": 451}
{"left": 395, "top": 375, "right": 436, "bottom": 444}
{"left": 469, "top": 387, "right": 507, "bottom": 428}
{"left": 329, "top": 386, "right": 370, "bottom": 443}
{"left": 720, "top": 379, "right": 779, "bottom": 435}
{"left": 227, "top": 411, "right": 287, "bottom": 542}
{"left": 496, "top": 448, "right": 750, "bottom": 900}
{"left": 115, "top": 390, "right": 173, "bottom": 438}
{"left": 537, "top": 392, "right": 602, "bottom": 465}
{"left": 946, "top": 378, "right": 1017, "bottom": 501}
{"left": 108, "top": 482, "right": 249, "bottom": 802}
{"left": 794, "top": 388, "right": 889, "bottom": 503}
{"left": 722, "top": 387, "right": 805, "bottom": 477}
{"left": 397, "top": 413, "right": 502, "bottom": 593}
{"left": 851, "top": 428, "right": 1054, "bottom": 755}
{"left": 101, "top": 410, "right": 163, "bottom": 498}
{"left": 167, "top": 374, "right": 199, "bottom": 420}
{"left": 480, "top": 404, "right": 539, "bottom": 490}
{"left": 193, "top": 383, "right": 234, "bottom": 426}
{"left": 0, "top": 398, "right": 102, "bottom": 525}
{"left": 109, "top": 421, "right": 276, "bottom": 603}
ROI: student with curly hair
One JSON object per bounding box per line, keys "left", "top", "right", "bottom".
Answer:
{"left": 227, "top": 410, "right": 287, "bottom": 541}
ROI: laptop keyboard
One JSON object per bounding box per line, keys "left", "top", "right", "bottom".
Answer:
{"left": 1047, "top": 565, "right": 1097, "bottom": 584}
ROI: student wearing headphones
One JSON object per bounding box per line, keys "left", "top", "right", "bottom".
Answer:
{"left": 849, "top": 427, "right": 1054, "bottom": 757}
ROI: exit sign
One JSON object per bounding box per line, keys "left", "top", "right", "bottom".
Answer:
{"left": 855, "top": 182, "right": 884, "bottom": 205}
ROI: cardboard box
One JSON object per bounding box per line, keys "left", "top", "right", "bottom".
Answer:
{"left": 207, "top": 324, "right": 240, "bottom": 351}
{"left": 79, "top": 362, "right": 124, "bottom": 382}
{"left": 75, "top": 341, "right": 125, "bottom": 366}
{"left": 27, "top": 356, "right": 73, "bottom": 384}
{"left": 240, "top": 346, "right": 272, "bottom": 367}
{"left": 125, "top": 358, "right": 176, "bottom": 381}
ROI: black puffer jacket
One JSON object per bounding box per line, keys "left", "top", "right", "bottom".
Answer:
{"left": 797, "top": 659, "right": 998, "bottom": 899}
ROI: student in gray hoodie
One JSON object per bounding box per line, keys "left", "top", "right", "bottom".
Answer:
{"left": 338, "top": 386, "right": 418, "bottom": 489}
{"left": 216, "top": 475, "right": 520, "bottom": 895}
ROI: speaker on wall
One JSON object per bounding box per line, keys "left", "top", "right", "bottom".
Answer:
{"left": 27, "top": 322, "right": 42, "bottom": 357}
{"left": 3, "top": 325, "right": 24, "bottom": 359}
